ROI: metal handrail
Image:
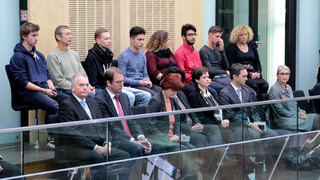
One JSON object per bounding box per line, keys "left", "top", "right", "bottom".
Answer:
{"left": 4, "top": 130, "right": 319, "bottom": 180}
{"left": 1, "top": 95, "right": 320, "bottom": 134}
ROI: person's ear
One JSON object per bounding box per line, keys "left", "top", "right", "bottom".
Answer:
{"left": 106, "top": 80, "right": 111, "bottom": 87}
{"left": 182, "top": 35, "right": 186, "bottom": 42}
{"left": 96, "top": 38, "right": 100, "bottom": 45}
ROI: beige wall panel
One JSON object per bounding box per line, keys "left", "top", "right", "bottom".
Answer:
{"left": 175, "top": 0, "right": 204, "bottom": 51}
{"left": 28, "top": 0, "right": 69, "bottom": 58}
{"left": 119, "top": 0, "right": 130, "bottom": 55}
{"left": 28, "top": 0, "right": 203, "bottom": 58}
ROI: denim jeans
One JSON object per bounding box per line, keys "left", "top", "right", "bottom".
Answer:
{"left": 21, "top": 91, "right": 68, "bottom": 124}
{"left": 122, "top": 87, "right": 151, "bottom": 107}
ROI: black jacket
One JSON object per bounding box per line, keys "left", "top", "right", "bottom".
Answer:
{"left": 83, "top": 43, "right": 113, "bottom": 89}
{"left": 187, "top": 86, "right": 221, "bottom": 125}
{"left": 58, "top": 95, "right": 105, "bottom": 149}
{"left": 95, "top": 90, "right": 145, "bottom": 142}
{"left": 146, "top": 91, "right": 192, "bottom": 136}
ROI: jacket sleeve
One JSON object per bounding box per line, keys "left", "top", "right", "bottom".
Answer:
{"left": 225, "top": 44, "right": 237, "bottom": 69}
{"left": 268, "top": 87, "right": 297, "bottom": 117}
{"left": 146, "top": 52, "right": 160, "bottom": 79}
{"left": 58, "top": 101, "right": 96, "bottom": 149}
{"left": 174, "top": 51, "right": 191, "bottom": 83}
{"left": 200, "top": 49, "right": 216, "bottom": 78}
{"left": 221, "top": 51, "right": 230, "bottom": 71}
{"left": 84, "top": 53, "right": 99, "bottom": 88}
{"left": 146, "top": 98, "right": 164, "bottom": 135}
{"left": 250, "top": 43, "right": 262, "bottom": 73}
{"left": 142, "top": 55, "right": 149, "bottom": 79}
{"left": 219, "top": 90, "right": 238, "bottom": 121}
{"left": 10, "top": 55, "right": 31, "bottom": 88}
{"left": 94, "top": 95, "right": 131, "bottom": 141}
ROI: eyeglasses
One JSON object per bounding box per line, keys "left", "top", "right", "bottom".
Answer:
{"left": 113, "top": 80, "right": 124, "bottom": 84}
{"left": 278, "top": 73, "right": 290, "bottom": 76}
{"left": 62, "top": 33, "right": 72, "bottom": 37}
{"left": 186, "top": 33, "right": 198, "bottom": 37}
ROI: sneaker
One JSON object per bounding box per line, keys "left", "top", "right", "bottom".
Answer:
{"left": 47, "top": 137, "right": 55, "bottom": 149}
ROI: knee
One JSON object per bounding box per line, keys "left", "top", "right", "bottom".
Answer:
{"left": 142, "top": 92, "right": 151, "bottom": 101}
{"left": 251, "top": 83, "right": 259, "bottom": 90}
{"left": 47, "top": 101, "right": 59, "bottom": 114}
{"left": 261, "top": 83, "right": 269, "bottom": 92}
{"left": 89, "top": 153, "right": 106, "bottom": 164}
{"left": 130, "top": 145, "right": 144, "bottom": 157}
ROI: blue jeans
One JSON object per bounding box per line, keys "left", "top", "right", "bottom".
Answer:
{"left": 22, "top": 91, "right": 68, "bottom": 124}
{"left": 208, "top": 81, "right": 225, "bottom": 94}
{"left": 122, "top": 87, "right": 151, "bottom": 107}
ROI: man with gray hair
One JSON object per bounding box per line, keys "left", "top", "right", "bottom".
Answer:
{"left": 58, "top": 74, "right": 130, "bottom": 165}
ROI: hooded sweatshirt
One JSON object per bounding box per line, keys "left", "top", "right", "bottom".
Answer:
{"left": 9, "top": 43, "right": 50, "bottom": 96}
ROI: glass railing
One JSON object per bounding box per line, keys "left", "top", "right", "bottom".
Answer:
{"left": 0, "top": 95, "right": 320, "bottom": 179}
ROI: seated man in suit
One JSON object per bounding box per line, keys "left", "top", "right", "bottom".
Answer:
{"left": 58, "top": 74, "right": 130, "bottom": 165}
{"left": 219, "top": 63, "right": 277, "bottom": 142}
{"left": 95, "top": 67, "right": 153, "bottom": 157}
{"left": 219, "top": 63, "right": 277, "bottom": 177}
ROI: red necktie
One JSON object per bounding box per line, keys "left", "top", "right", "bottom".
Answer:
{"left": 114, "top": 95, "right": 131, "bottom": 136}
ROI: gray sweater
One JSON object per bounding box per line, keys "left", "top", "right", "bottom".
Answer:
{"left": 47, "top": 48, "right": 86, "bottom": 90}
{"left": 199, "top": 45, "right": 229, "bottom": 78}
{"left": 268, "top": 81, "right": 314, "bottom": 131}
{"left": 118, "top": 47, "right": 149, "bottom": 86}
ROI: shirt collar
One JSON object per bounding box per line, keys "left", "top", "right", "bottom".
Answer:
{"left": 128, "top": 47, "right": 140, "bottom": 55}
{"left": 106, "top": 87, "right": 117, "bottom": 99}
{"left": 276, "top": 81, "right": 291, "bottom": 98}
{"left": 72, "top": 93, "right": 86, "bottom": 102}
{"left": 182, "top": 42, "right": 194, "bottom": 52}
{"left": 231, "top": 82, "right": 241, "bottom": 92}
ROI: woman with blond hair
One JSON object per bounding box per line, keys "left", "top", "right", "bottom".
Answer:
{"left": 226, "top": 25, "right": 268, "bottom": 101}
{"left": 145, "top": 30, "right": 179, "bottom": 85}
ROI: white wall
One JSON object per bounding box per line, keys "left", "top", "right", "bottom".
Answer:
{"left": 0, "top": 1, "right": 21, "bottom": 144}
{"left": 203, "top": 0, "right": 216, "bottom": 44}
{"left": 296, "top": 0, "right": 320, "bottom": 92}
{"left": 266, "top": 0, "right": 286, "bottom": 87}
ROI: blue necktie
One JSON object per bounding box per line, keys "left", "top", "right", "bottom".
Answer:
{"left": 80, "top": 100, "right": 92, "bottom": 119}
{"left": 236, "top": 89, "right": 242, "bottom": 103}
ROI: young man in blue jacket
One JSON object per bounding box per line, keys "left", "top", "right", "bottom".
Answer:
{"left": 9, "top": 22, "right": 67, "bottom": 125}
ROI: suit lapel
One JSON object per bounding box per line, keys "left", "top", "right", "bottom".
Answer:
{"left": 86, "top": 99, "right": 96, "bottom": 119}
{"left": 103, "top": 91, "right": 118, "bottom": 117}
{"left": 228, "top": 85, "right": 242, "bottom": 104}
{"left": 119, "top": 93, "right": 128, "bottom": 116}
{"left": 70, "top": 95, "right": 90, "bottom": 120}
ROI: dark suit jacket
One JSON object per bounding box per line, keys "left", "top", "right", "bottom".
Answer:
{"left": 187, "top": 86, "right": 220, "bottom": 125}
{"left": 219, "top": 83, "right": 260, "bottom": 126}
{"left": 146, "top": 91, "right": 191, "bottom": 136}
{"left": 58, "top": 95, "right": 106, "bottom": 150}
{"left": 176, "top": 91, "right": 201, "bottom": 125}
{"left": 95, "top": 90, "right": 144, "bottom": 142}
